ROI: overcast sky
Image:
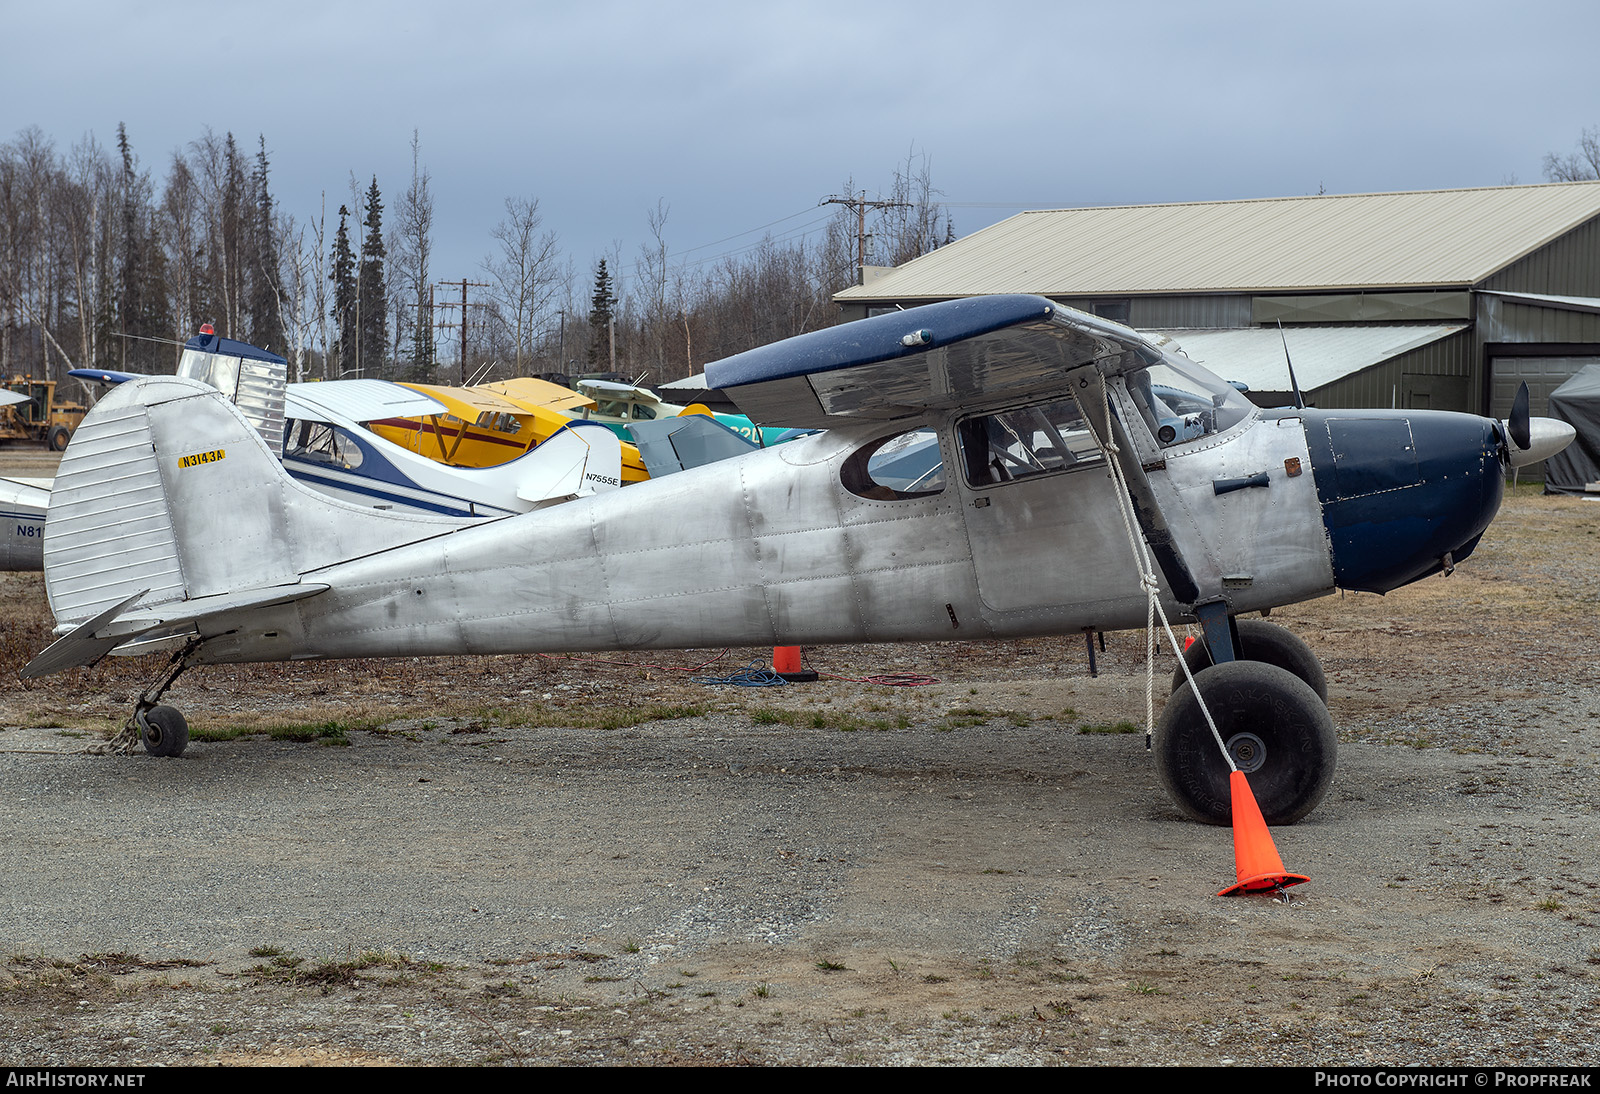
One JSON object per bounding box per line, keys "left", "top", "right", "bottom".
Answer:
{"left": 7, "top": 0, "right": 1599, "bottom": 298}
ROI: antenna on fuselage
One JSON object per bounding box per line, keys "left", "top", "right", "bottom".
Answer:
{"left": 1277, "top": 321, "right": 1306, "bottom": 410}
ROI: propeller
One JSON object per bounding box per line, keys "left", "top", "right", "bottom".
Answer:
{"left": 1499, "top": 379, "right": 1576, "bottom": 469}
{"left": 1508, "top": 381, "right": 1531, "bottom": 451}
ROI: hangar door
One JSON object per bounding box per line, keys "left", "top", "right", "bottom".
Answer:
{"left": 1489, "top": 356, "right": 1600, "bottom": 419}
{"left": 1489, "top": 355, "right": 1600, "bottom": 478}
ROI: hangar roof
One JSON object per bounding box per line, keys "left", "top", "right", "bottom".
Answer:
{"left": 836, "top": 182, "right": 1600, "bottom": 302}
{"left": 1162, "top": 324, "right": 1468, "bottom": 393}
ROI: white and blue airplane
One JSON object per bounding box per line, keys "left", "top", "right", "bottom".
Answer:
{"left": 57, "top": 330, "right": 625, "bottom": 526}
{"left": 21, "top": 296, "right": 1573, "bottom": 825}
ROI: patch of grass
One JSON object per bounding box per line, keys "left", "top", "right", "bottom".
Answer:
{"left": 1078, "top": 720, "right": 1141, "bottom": 735}
{"left": 247, "top": 945, "right": 284, "bottom": 958}
{"left": 754, "top": 707, "right": 905, "bottom": 733}
{"left": 193, "top": 718, "right": 377, "bottom": 745}
{"left": 1537, "top": 896, "right": 1566, "bottom": 912}
{"left": 815, "top": 960, "right": 850, "bottom": 972}
{"left": 1128, "top": 979, "right": 1165, "bottom": 995}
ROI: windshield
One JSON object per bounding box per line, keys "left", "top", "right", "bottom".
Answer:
{"left": 1124, "top": 352, "right": 1253, "bottom": 448}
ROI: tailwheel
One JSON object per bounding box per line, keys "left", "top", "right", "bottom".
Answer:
{"left": 1172, "top": 618, "right": 1328, "bottom": 702}
{"left": 1155, "top": 660, "right": 1336, "bottom": 825}
{"left": 136, "top": 705, "right": 189, "bottom": 758}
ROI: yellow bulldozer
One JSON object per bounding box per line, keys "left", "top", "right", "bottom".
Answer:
{"left": 0, "top": 376, "right": 89, "bottom": 451}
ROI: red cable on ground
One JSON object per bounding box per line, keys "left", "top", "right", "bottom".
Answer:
{"left": 537, "top": 650, "right": 937, "bottom": 687}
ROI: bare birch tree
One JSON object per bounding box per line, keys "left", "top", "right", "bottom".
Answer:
{"left": 481, "top": 195, "right": 561, "bottom": 373}
{"left": 1544, "top": 126, "right": 1600, "bottom": 182}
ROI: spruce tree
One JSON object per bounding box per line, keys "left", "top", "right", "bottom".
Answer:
{"left": 115, "top": 123, "right": 141, "bottom": 370}
{"left": 357, "top": 177, "right": 388, "bottom": 377}
{"left": 587, "top": 259, "right": 616, "bottom": 368}
{"left": 114, "top": 123, "right": 166, "bottom": 372}
{"left": 221, "top": 133, "right": 244, "bottom": 335}
{"left": 248, "top": 137, "right": 285, "bottom": 353}
{"left": 329, "top": 204, "right": 356, "bottom": 375}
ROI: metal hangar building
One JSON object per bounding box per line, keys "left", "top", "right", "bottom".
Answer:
{"left": 833, "top": 181, "right": 1600, "bottom": 419}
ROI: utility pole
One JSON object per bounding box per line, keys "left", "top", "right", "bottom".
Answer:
{"left": 433, "top": 278, "right": 489, "bottom": 384}
{"left": 820, "top": 190, "right": 912, "bottom": 285}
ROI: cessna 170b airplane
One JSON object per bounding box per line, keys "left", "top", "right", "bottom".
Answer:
{"left": 21, "top": 295, "right": 1573, "bottom": 826}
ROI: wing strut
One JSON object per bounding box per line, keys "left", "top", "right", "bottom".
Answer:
{"left": 1075, "top": 367, "right": 1309, "bottom": 895}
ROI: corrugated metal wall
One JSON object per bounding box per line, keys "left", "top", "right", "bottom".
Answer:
{"left": 1480, "top": 214, "right": 1600, "bottom": 297}
{"left": 832, "top": 214, "right": 1600, "bottom": 421}
{"left": 1311, "top": 330, "right": 1475, "bottom": 411}
{"left": 1477, "top": 298, "right": 1600, "bottom": 344}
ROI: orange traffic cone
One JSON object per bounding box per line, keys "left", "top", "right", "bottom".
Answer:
{"left": 1218, "top": 771, "right": 1310, "bottom": 896}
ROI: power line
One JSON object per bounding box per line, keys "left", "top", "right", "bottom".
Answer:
{"left": 616, "top": 208, "right": 838, "bottom": 279}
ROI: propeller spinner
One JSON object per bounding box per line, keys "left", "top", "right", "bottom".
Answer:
{"left": 1502, "top": 381, "right": 1576, "bottom": 469}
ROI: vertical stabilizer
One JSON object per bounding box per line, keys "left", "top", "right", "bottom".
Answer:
{"left": 43, "top": 376, "right": 469, "bottom": 629}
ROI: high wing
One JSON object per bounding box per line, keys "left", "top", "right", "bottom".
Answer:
{"left": 481, "top": 376, "right": 596, "bottom": 417}
{"left": 284, "top": 379, "right": 449, "bottom": 424}
{"left": 395, "top": 381, "right": 529, "bottom": 422}
{"left": 68, "top": 368, "right": 144, "bottom": 386}
{"left": 707, "top": 294, "right": 1162, "bottom": 428}
{"left": 576, "top": 379, "right": 663, "bottom": 404}
{"left": 0, "top": 389, "right": 35, "bottom": 408}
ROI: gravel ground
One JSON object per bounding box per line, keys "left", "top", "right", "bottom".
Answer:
{"left": 0, "top": 472, "right": 1596, "bottom": 1066}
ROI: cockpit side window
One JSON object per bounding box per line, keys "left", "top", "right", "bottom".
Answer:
{"left": 842, "top": 429, "right": 946, "bottom": 500}
{"left": 286, "top": 420, "right": 366, "bottom": 470}
{"left": 956, "top": 396, "right": 1104, "bottom": 487}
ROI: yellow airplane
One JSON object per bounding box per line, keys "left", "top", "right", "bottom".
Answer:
{"left": 367, "top": 377, "right": 651, "bottom": 484}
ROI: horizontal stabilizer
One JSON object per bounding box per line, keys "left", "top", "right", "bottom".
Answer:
{"left": 22, "top": 583, "right": 330, "bottom": 678}
{"left": 21, "top": 589, "right": 151, "bottom": 678}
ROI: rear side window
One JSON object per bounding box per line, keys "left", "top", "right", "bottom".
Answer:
{"left": 957, "top": 397, "right": 1103, "bottom": 486}
{"left": 842, "top": 429, "right": 946, "bottom": 500}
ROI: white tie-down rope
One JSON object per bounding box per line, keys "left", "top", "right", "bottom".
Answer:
{"left": 1091, "top": 372, "right": 1235, "bottom": 772}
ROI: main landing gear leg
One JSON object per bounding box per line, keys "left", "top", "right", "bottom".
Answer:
{"left": 95, "top": 641, "right": 201, "bottom": 758}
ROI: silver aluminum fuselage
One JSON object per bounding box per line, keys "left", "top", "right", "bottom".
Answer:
{"left": 192, "top": 405, "right": 1335, "bottom": 666}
